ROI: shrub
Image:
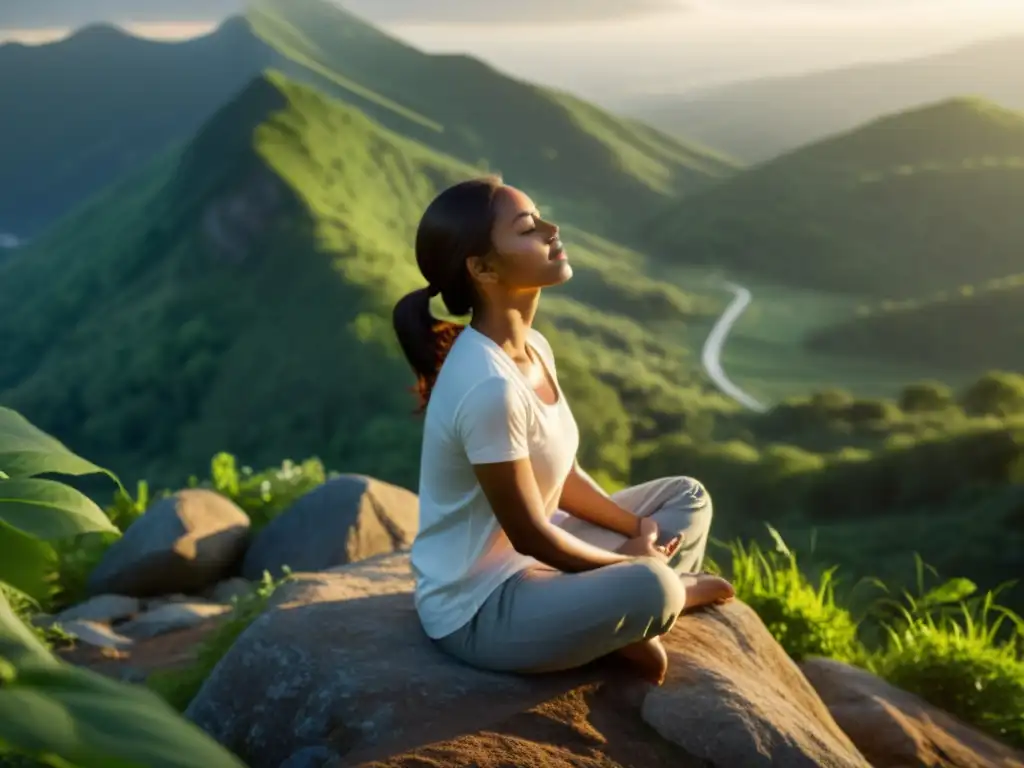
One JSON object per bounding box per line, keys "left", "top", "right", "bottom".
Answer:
{"left": 868, "top": 570, "right": 1024, "bottom": 748}
{"left": 715, "top": 526, "right": 864, "bottom": 663}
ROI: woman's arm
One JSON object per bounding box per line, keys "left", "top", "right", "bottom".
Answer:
{"left": 473, "top": 459, "right": 633, "bottom": 573}
{"left": 557, "top": 461, "right": 642, "bottom": 538}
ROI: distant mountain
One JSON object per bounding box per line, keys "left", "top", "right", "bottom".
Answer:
{"left": 628, "top": 36, "right": 1024, "bottom": 163}
{"left": 0, "top": 16, "right": 273, "bottom": 237}
{"left": 1, "top": 0, "right": 734, "bottom": 239}
{"left": 807, "top": 275, "right": 1024, "bottom": 372}
{"left": 640, "top": 97, "right": 1024, "bottom": 296}
{"left": 0, "top": 68, "right": 720, "bottom": 488}
{"left": 0, "top": 0, "right": 243, "bottom": 27}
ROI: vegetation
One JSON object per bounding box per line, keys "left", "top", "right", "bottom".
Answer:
{"left": 715, "top": 531, "right": 1024, "bottom": 748}
{"left": 634, "top": 369, "right": 1024, "bottom": 613}
{"left": 245, "top": 0, "right": 737, "bottom": 236}
{"left": 0, "top": 67, "right": 725, "bottom": 495}
{"left": 807, "top": 274, "right": 1024, "bottom": 371}
{"left": 642, "top": 97, "right": 1024, "bottom": 295}
{"left": 0, "top": 408, "right": 248, "bottom": 767}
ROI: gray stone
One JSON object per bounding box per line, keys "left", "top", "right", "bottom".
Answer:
{"left": 51, "top": 594, "right": 140, "bottom": 625}
{"left": 186, "top": 553, "right": 594, "bottom": 768}
{"left": 241, "top": 475, "right": 418, "bottom": 580}
{"left": 205, "top": 577, "right": 256, "bottom": 604}
{"left": 61, "top": 620, "right": 134, "bottom": 651}
{"left": 117, "top": 601, "right": 232, "bottom": 640}
{"left": 87, "top": 489, "right": 251, "bottom": 598}
{"left": 645, "top": 601, "right": 869, "bottom": 768}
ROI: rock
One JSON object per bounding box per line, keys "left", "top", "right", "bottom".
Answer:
{"left": 205, "top": 577, "right": 256, "bottom": 604}
{"left": 644, "top": 601, "right": 870, "bottom": 767}
{"left": 117, "top": 601, "right": 232, "bottom": 640}
{"left": 186, "top": 553, "right": 600, "bottom": 768}
{"left": 802, "top": 657, "right": 1024, "bottom": 768}
{"left": 87, "top": 489, "right": 251, "bottom": 598}
{"left": 241, "top": 475, "right": 418, "bottom": 580}
{"left": 277, "top": 746, "right": 341, "bottom": 768}
{"left": 50, "top": 594, "right": 140, "bottom": 625}
{"left": 61, "top": 620, "right": 134, "bottom": 652}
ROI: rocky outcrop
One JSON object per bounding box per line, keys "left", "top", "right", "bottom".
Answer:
{"left": 241, "top": 475, "right": 418, "bottom": 580}
{"left": 648, "top": 603, "right": 869, "bottom": 767}
{"left": 802, "top": 657, "right": 1024, "bottom": 768}
{"left": 186, "top": 552, "right": 870, "bottom": 767}
{"left": 87, "top": 489, "right": 251, "bottom": 597}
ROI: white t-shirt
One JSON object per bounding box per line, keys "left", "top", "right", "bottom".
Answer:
{"left": 411, "top": 325, "right": 580, "bottom": 639}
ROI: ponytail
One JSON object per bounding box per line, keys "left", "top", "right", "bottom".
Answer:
{"left": 392, "top": 287, "right": 466, "bottom": 411}
{"left": 393, "top": 176, "right": 504, "bottom": 411}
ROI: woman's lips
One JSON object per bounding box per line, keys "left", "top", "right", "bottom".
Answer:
{"left": 550, "top": 240, "right": 567, "bottom": 260}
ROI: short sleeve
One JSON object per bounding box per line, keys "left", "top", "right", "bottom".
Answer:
{"left": 455, "top": 377, "right": 531, "bottom": 464}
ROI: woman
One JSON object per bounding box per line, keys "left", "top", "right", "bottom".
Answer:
{"left": 392, "top": 176, "right": 734, "bottom": 686}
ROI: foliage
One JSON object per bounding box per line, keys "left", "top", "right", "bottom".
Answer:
{"left": 807, "top": 277, "right": 1024, "bottom": 372}
{"left": 148, "top": 569, "right": 290, "bottom": 712}
{"left": 716, "top": 527, "right": 863, "bottom": 663}
{"left": 866, "top": 558, "right": 1024, "bottom": 747}
{"left": 0, "top": 68, "right": 720, "bottom": 495}
{"left": 0, "top": 408, "right": 249, "bottom": 767}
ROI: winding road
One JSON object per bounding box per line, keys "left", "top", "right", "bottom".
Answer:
{"left": 700, "top": 282, "right": 769, "bottom": 413}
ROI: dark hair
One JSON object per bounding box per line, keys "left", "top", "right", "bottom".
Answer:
{"left": 393, "top": 175, "right": 504, "bottom": 410}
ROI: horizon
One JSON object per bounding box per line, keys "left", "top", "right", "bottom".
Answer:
{"left": 2, "top": 1, "right": 1023, "bottom": 100}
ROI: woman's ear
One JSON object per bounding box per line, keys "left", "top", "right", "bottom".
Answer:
{"left": 466, "top": 253, "right": 499, "bottom": 285}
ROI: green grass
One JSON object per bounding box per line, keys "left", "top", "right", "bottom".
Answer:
{"left": 641, "top": 97, "right": 1024, "bottom": 296}
{"left": 715, "top": 528, "right": 1024, "bottom": 748}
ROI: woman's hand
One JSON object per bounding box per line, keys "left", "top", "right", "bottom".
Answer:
{"left": 617, "top": 523, "right": 681, "bottom": 561}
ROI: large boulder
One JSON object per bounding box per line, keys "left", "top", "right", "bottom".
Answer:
{"left": 241, "top": 475, "right": 418, "bottom": 580}
{"left": 187, "top": 553, "right": 871, "bottom": 767}
{"left": 87, "top": 489, "right": 250, "bottom": 597}
{"left": 645, "top": 602, "right": 869, "bottom": 767}
{"left": 802, "top": 657, "right": 1024, "bottom": 768}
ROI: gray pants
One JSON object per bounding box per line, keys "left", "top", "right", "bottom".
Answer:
{"left": 435, "top": 475, "right": 713, "bottom": 674}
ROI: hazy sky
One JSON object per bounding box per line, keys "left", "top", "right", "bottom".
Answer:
{"left": 2, "top": 0, "right": 1023, "bottom": 100}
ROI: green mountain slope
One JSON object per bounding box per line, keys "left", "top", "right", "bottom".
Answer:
{"left": 641, "top": 98, "right": 1024, "bottom": 296}
{"left": 806, "top": 275, "right": 1024, "bottom": 372}
{"left": 0, "top": 0, "right": 735, "bottom": 239}
{"left": 245, "top": 0, "right": 737, "bottom": 234}
{"left": 628, "top": 36, "right": 1024, "bottom": 163}
{"left": 0, "top": 71, "right": 723, "bottom": 489}
{"left": 0, "top": 18, "right": 274, "bottom": 237}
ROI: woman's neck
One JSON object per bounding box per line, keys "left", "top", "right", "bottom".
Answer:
{"left": 471, "top": 290, "right": 540, "bottom": 361}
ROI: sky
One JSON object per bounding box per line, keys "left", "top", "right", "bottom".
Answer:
{"left": 1, "top": 0, "right": 1023, "bottom": 102}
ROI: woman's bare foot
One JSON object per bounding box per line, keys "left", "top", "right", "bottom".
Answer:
{"left": 680, "top": 573, "right": 736, "bottom": 611}
{"left": 615, "top": 637, "right": 669, "bottom": 686}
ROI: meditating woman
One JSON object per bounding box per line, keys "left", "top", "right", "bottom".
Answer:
{"left": 392, "top": 177, "right": 735, "bottom": 686}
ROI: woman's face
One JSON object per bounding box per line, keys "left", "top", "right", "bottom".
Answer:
{"left": 481, "top": 186, "right": 573, "bottom": 291}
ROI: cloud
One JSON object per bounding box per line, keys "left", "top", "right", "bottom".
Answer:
{"left": 342, "top": 0, "right": 684, "bottom": 24}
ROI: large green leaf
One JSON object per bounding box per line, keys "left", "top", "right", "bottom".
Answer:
{"left": 0, "top": 478, "right": 118, "bottom": 540}
{"left": 0, "top": 407, "right": 120, "bottom": 491}
{"left": 0, "top": 664, "right": 249, "bottom": 768}
{"left": 0, "top": 521, "right": 58, "bottom": 605}
{"left": 0, "top": 586, "right": 55, "bottom": 669}
{"left": 0, "top": 591, "right": 247, "bottom": 768}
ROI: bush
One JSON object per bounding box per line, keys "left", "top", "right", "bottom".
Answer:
{"left": 899, "top": 381, "right": 954, "bottom": 413}
{"left": 715, "top": 526, "right": 864, "bottom": 663}
{"left": 868, "top": 571, "right": 1024, "bottom": 748}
